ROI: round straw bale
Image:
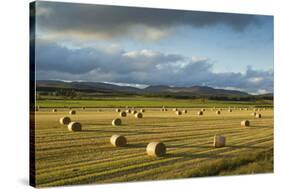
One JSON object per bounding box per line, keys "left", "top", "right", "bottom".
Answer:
{"left": 135, "top": 112, "right": 143, "bottom": 118}
{"left": 216, "top": 110, "right": 221, "bottom": 115}
{"left": 256, "top": 113, "right": 262, "bottom": 118}
{"left": 213, "top": 135, "right": 226, "bottom": 148}
{"left": 176, "top": 111, "right": 182, "bottom": 115}
{"left": 146, "top": 142, "right": 166, "bottom": 157}
{"left": 198, "top": 111, "right": 203, "bottom": 115}
{"left": 69, "top": 110, "right": 76, "bottom": 115}
{"left": 126, "top": 109, "right": 131, "bottom": 114}
{"left": 68, "top": 122, "right": 82, "bottom": 131}
{"left": 110, "top": 135, "right": 127, "bottom": 147}
{"left": 132, "top": 110, "right": 137, "bottom": 114}
{"left": 52, "top": 109, "right": 57, "bottom": 112}
{"left": 228, "top": 109, "right": 232, "bottom": 112}
{"left": 120, "top": 111, "right": 127, "bottom": 117}
{"left": 112, "top": 118, "right": 122, "bottom": 126}
{"left": 116, "top": 108, "right": 121, "bottom": 112}
{"left": 251, "top": 112, "right": 257, "bottom": 116}
{"left": 241, "top": 120, "right": 250, "bottom": 127}
{"left": 82, "top": 107, "right": 86, "bottom": 110}
{"left": 183, "top": 109, "right": 187, "bottom": 114}
{"left": 201, "top": 108, "right": 205, "bottom": 112}
{"left": 59, "top": 116, "right": 71, "bottom": 125}
{"left": 140, "top": 109, "right": 145, "bottom": 113}
{"left": 173, "top": 108, "right": 178, "bottom": 111}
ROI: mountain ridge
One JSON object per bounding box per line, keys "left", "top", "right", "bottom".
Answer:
{"left": 36, "top": 80, "right": 257, "bottom": 97}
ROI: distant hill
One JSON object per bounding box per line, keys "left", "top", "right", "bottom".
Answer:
{"left": 36, "top": 80, "right": 257, "bottom": 98}
{"left": 36, "top": 80, "right": 142, "bottom": 94}
{"left": 144, "top": 85, "right": 248, "bottom": 96}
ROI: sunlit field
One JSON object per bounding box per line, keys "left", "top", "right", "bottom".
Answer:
{"left": 34, "top": 105, "right": 273, "bottom": 187}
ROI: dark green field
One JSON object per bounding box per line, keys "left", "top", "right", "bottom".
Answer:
{"left": 36, "top": 97, "right": 273, "bottom": 108}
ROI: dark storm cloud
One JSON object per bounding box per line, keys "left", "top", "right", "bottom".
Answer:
{"left": 36, "top": 1, "right": 267, "bottom": 40}
{"left": 36, "top": 40, "right": 273, "bottom": 94}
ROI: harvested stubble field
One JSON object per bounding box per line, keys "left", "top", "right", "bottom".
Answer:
{"left": 34, "top": 107, "right": 273, "bottom": 187}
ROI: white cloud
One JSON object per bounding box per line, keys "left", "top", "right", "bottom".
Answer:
{"left": 191, "top": 56, "right": 209, "bottom": 62}
{"left": 36, "top": 40, "right": 273, "bottom": 94}
{"left": 129, "top": 26, "right": 172, "bottom": 41}
{"left": 123, "top": 49, "right": 159, "bottom": 58}
{"left": 248, "top": 77, "right": 264, "bottom": 84}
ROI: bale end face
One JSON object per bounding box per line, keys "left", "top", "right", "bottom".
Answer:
{"left": 251, "top": 112, "right": 257, "bottom": 116}
{"left": 116, "top": 108, "right": 121, "bottom": 112}
{"left": 241, "top": 120, "right": 250, "bottom": 127}
{"left": 68, "top": 122, "right": 82, "bottom": 131}
{"left": 119, "top": 111, "right": 127, "bottom": 117}
{"left": 228, "top": 109, "right": 232, "bottom": 112}
{"left": 183, "top": 110, "right": 187, "bottom": 114}
{"left": 52, "top": 109, "right": 57, "bottom": 112}
{"left": 140, "top": 109, "right": 145, "bottom": 113}
{"left": 59, "top": 116, "right": 71, "bottom": 125}
{"left": 256, "top": 114, "right": 262, "bottom": 118}
{"left": 69, "top": 110, "right": 76, "bottom": 115}
{"left": 110, "top": 135, "right": 127, "bottom": 147}
{"left": 132, "top": 110, "right": 137, "bottom": 114}
{"left": 146, "top": 142, "right": 166, "bottom": 157}
{"left": 176, "top": 111, "right": 182, "bottom": 115}
{"left": 198, "top": 111, "right": 203, "bottom": 116}
{"left": 135, "top": 112, "right": 143, "bottom": 118}
{"left": 112, "top": 118, "right": 122, "bottom": 126}
{"left": 213, "top": 135, "right": 226, "bottom": 148}
{"left": 201, "top": 108, "right": 205, "bottom": 112}
{"left": 126, "top": 109, "right": 131, "bottom": 114}
{"left": 216, "top": 111, "right": 221, "bottom": 115}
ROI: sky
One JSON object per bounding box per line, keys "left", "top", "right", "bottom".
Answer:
{"left": 34, "top": 1, "right": 274, "bottom": 94}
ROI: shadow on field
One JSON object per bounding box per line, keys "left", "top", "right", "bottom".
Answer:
{"left": 127, "top": 143, "right": 148, "bottom": 148}
{"left": 79, "top": 129, "right": 132, "bottom": 133}
{"left": 80, "top": 129, "right": 158, "bottom": 135}
{"left": 141, "top": 124, "right": 176, "bottom": 128}
{"left": 164, "top": 152, "right": 230, "bottom": 159}
{"left": 169, "top": 144, "right": 267, "bottom": 150}
{"left": 248, "top": 125, "right": 270, "bottom": 129}
{"left": 227, "top": 145, "right": 267, "bottom": 149}
{"left": 168, "top": 144, "right": 211, "bottom": 149}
